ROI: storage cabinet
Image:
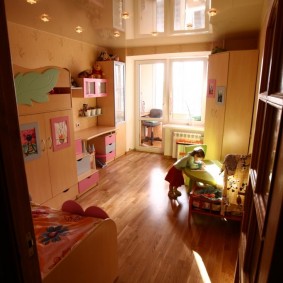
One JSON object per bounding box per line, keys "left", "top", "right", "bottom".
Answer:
{"left": 16, "top": 66, "right": 78, "bottom": 207}
{"left": 78, "top": 171, "right": 99, "bottom": 194}
{"left": 204, "top": 50, "right": 258, "bottom": 161}
{"left": 91, "top": 132, "right": 116, "bottom": 164}
{"left": 98, "top": 61, "right": 126, "bottom": 158}
{"left": 75, "top": 138, "right": 99, "bottom": 195}
{"left": 72, "top": 78, "right": 107, "bottom": 98}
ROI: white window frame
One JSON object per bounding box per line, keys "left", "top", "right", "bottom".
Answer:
{"left": 169, "top": 56, "right": 208, "bottom": 125}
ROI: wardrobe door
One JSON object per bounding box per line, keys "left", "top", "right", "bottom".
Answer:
{"left": 19, "top": 114, "right": 52, "bottom": 203}
{"left": 45, "top": 109, "right": 77, "bottom": 197}
{"left": 222, "top": 50, "right": 258, "bottom": 159}
{"left": 204, "top": 52, "right": 229, "bottom": 160}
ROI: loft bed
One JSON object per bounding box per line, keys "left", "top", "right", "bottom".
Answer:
{"left": 31, "top": 201, "right": 118, "bottom": 283}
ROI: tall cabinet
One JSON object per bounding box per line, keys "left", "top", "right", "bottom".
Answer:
{"left": 204, "top": 50, "right": 258, "bottom": 161}
{"left": 98, "top": 60, "right": 126, "bottom": 158}
{"left": 15, "top": 66, "right": 78, "bottom": 208}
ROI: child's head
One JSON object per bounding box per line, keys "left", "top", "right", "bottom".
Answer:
{"left": 190, "top": 147, "right": 205, "bottom": 162}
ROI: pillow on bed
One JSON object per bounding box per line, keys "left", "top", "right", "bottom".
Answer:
{"left": 62, "top": 200, "right": 109, "bottom": 219}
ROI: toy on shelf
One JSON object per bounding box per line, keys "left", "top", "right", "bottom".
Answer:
{"left": 92, "top": 63, "right": 104, "bottom": 79}
{"left": 97, "top": 50, "right": 119, "bottom": 61}
{"left": 97, "top": 50, "right": 111, "bottom": 61}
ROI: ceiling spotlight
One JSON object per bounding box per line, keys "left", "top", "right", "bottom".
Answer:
{"left": 121, "top": 11, "right": 129, "bottom": 20}
{"left": 208, "top": 8, "right": 217, "bottom": 16}
{"left": 113, "top": 31, "right": 120, "bottom": 38}
{"left": 40, "top": 14, "right": 50, "bottom": 22}
{"left": 151, "top": 31, "right": 158, "bottom": 37}
{"left": 26, "top": 0, "right": 37, "bottom": 4}
{"left": 75, "top": 26, "right": 83, "bottom": 33}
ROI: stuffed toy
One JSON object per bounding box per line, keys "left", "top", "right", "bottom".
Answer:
{"left": 78, "top": 69, "right": 91, "bottom": 78}
{"left": 92, "top": 64, "right": 104, "bottom": 79}
{"left": 97, "top": 50, "right": 110, "bottom": 61}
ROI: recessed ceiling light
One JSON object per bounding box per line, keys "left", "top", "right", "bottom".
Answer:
{"left": 208, "top": 8, "right": 217, "bottom": 16}
{"left": 40, "top": 14, "right": 50, "bottom": 22}
{"left": 26, "top": 0, "right": 37, "bottom": 4}
{"left": 113, "top": 31, "right": 120, "bottom": 38}
{"left": 121, "top": 11, "right": 129, "bottom": 20}
{"left": 75, "top": 26, "right": 83, "bottom": 33}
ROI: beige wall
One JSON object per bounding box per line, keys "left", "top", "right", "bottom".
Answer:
{"left": 125, "top": 38, "right": 259, "bottom": 57}
{"left": 7, "top": 22, "right": 100, "bottom": 79}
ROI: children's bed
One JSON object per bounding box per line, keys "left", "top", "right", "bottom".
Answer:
{"left": 31, "top": 202, "right": 118, "bottom": 283}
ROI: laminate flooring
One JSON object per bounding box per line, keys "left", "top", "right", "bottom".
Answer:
{"left": 77, "top": 151, "right": 240, "bottom": 283}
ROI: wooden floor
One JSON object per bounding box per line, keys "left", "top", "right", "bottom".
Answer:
{"left": 77, "top": 151, "right": 240, "bottom": 283}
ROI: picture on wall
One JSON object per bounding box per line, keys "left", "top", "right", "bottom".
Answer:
{"left": 216, "top": 86, "right": 226, "bottom": 105}
{"left": 50, "top": 116, "right": 70, "bottom": 151}
{"left": 207, "top": 79, "right": 216, "bottom": 98}
{"left": 20, "top": 122, "right": 41, "bottom": 161}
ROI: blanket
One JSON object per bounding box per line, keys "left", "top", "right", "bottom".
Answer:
{"left": 31, "top": 203, "right": 103, "bottom": 278}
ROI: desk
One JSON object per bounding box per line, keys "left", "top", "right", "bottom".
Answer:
{"left": 74, "top": 126, "right": 116, "bottom": 141}
{"left": 183, "top": 160, "right": 223, "bottom": 191}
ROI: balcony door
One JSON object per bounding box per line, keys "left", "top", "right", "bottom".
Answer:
{"left": 135, "top": 60, "right": 166, "bottom": 153}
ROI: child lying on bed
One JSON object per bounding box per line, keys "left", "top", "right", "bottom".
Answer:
{"left": 165, "top": 146, "right": 205, "bottom": 200}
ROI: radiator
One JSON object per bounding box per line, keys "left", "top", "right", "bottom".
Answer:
{"left": 172, "top": 131, "right": 204, "bottom": 158}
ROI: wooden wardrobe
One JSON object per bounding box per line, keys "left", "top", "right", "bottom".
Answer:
{"left": 204, "top": 50, "right": 258, "bottom": 161}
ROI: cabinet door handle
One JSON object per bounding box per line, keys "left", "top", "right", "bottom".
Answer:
{"left": 47, "top": 137, "right": 53, "bottom": 149}
{"left": 63, "top": 188, "right": 70, "bottom": 193}
{"left": 41, "top": 139, "right": 46, "bottom": 152}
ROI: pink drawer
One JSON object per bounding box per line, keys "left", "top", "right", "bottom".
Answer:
{"left": 96, "top": 151, "right": 115, "bottom": 163}
{"left": 78, "top": 171, "right": 99, "bottom": 194}
{"left": 75, "top": 139, "right": 83, "bottom": 155}
{"left": 105, "top": 133, "right": 116, "bottom": 145}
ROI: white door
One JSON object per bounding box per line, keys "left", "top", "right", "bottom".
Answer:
{"left": 135, "top": 60, "right": 166, "bottom": 153}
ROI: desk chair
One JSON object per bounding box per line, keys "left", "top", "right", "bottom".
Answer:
{"left": 142, "top": 109, "right": 162, "bottom": 145}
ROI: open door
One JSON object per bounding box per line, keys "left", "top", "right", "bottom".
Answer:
{"left": 135, "top": 60, "right": 165, "bottom": 153}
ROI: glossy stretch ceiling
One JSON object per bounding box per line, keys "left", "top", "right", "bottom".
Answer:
{"left": 4, "top": 0, "right": 264, "bottom": 48}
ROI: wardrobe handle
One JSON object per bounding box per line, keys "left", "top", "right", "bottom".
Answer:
{"left": 41, "top": 139, "right": 46, "bottom": 152}
{"left": 47, "top": 137, "right": 53, "bottom": 149}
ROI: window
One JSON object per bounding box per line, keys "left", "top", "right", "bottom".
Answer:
{"left": 170, "top": 58, "right": 207, "bottom": 123}
{"left": 138, "top": 0, "right": 165, "bottom": 35}
{"left": 138, "top": 61, "right": 165, "bottom": 114}
{"left": 136, "top": 54, "right": 208, "bottom": 125}
{"left": 173, "top": 0, "right": 209, "bottom": 32}
{"left": 136, "top": 0, "right": 211, "bottom": 37}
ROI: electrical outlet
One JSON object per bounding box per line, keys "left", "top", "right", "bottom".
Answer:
{"left": 75, "top": 122, "right": 80, "bottom": 127}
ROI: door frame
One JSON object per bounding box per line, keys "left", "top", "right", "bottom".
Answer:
{"left": 134, "top": 59, "right": 167, "bottom": 153}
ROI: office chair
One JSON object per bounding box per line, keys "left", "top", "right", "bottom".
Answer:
{"left": 142, "top": 108, "right": 162, "bottom": 145}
